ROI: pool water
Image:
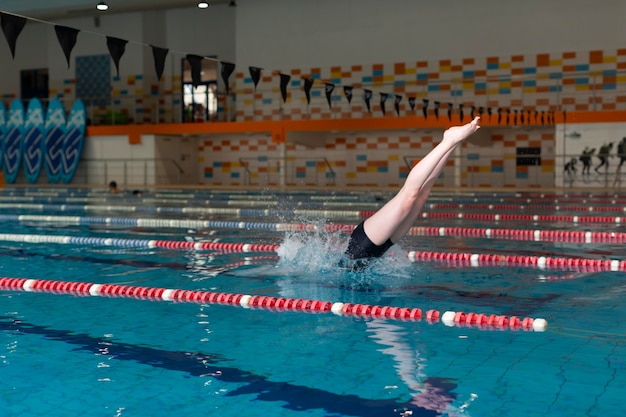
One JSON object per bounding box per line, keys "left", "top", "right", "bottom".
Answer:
{"left": 0, "top": 188, "right": 625, "bottom": 416}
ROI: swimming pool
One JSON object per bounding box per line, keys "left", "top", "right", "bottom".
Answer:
{"left": 0, "top": 187, "right": 624, "bottom": 416}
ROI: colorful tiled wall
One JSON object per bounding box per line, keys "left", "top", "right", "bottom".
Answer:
{"left": 234, "top": 49, "right": 626, "bottom": 121}
{"left": 198, "top": 127, "right": 555, "bottom": 188}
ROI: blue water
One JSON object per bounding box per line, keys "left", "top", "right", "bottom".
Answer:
{"left": 0, "top": 188, "right": 625, "bottom": 416}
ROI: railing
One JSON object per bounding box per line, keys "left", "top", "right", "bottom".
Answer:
{"left": 71, "top": 158, "right": 184, "bottom": 186}
{"left": 238, "top": 156, "right": 335, "bottom": 186}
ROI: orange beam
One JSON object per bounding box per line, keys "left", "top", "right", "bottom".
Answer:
{"left": 86, "top": 110, "right": 626, "bottom": 141}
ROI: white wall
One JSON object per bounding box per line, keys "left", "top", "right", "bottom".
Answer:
{"left": 236, "top": 0, "right": 626, "bottom": 69}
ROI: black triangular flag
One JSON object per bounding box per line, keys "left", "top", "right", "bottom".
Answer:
{"left": 343, "top": 86, "right": 353, "bottom": 104}
{"left": 459, "top": 104, "right": 464, "bottom": 122}
{"left": 186, "top": 54, "right": 204, "bottom": 88}
{"left": 54, "top": 25, "right": 79, "bottom": 69}
{"left": 479, "top": 107, "right": 484, "bottom": 118}
{"left": 279, "top": 73, "right": 291, "bottom": 103}
{"left": 447, "top": 103, "right": 453, "bottom": 121}
{"left": 563, "top": 109, "right": 567, "bottom": 123}
{"left": 514, "top": 109, "right": 519, "bottom": 125}
{"left": 433, "top": 101, "right": 440, "bottom": 119}
{"left": 380, "top": 93, "right": 388, "bottom": 115}
{"left": 249, "top": 66, "right": 262, "bottom": 90}
{"left": 363, "top": 89, "right": 372, "bottom": 113}
{"left": 422, "top": 99, "right": 429, "bottom": 118}
{"left": 408, "top": 97, "right": 416, "bottom": 111}
{"left": 303, "top": 78, "right": 314, "bottom": 105}
{"left": 471, "top": 106, "right": 476, "bottom": 119}
{"left": 394, "top": 95, "right": 402, "bottom": 116}
{"left": 221, "top": 61, "right": 235, "bottom": 93}
{"left": 150, "top": 45, "right": 168, "bottom": 81}
{"left": 497, "top": 108, "right": 502, "bottom": 124}
{"left": 325, "top": 83, "right": 335, "bottom": 109}
{"left": 0, "top": 13, "right": 26, "bottom": 59}
{"left": 487, "top": 107, "right": 492, "bottom": 122}
{"left": 106, "top": 36, "right": 128, "bottom": 77}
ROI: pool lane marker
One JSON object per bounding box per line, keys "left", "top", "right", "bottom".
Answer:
{"left": 0, "top": 232, "right": 623, "bottom": 272}
{"left": 8, "top": 214, "right": 626, "bottom": 244}
{"left": 0, "top": 277, "right": 548, "bottom": 332}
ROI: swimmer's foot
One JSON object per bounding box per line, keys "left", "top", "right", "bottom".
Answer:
{"left": 442, "top": 116, "right": 481, "bottom": 146}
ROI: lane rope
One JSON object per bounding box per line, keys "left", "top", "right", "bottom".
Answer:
{"left": 0, "top": 277, "right": 548, "bottom": 332}
{"left": 1, "top": 232, "right": 623, "bottom": 272}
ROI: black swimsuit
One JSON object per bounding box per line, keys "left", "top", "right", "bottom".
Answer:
{"left": 339, "top": 221, "right": 394, "bottom": 271}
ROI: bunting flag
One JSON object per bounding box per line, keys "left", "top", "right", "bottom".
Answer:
{"left": 394, "top": 95, "right": 402, "bottom": 116}
{"left": 186, "top": 54, "right": 204, "bottom": 87}
{"left": 471, "top": 105, "right": 476, "bottom": 120}
{"left": 249, "top": 66, "right": 262, "bottom": 90}
{"left": 325, "top": 83, "right": 335, "bottom": 109}
{"left": 447, "top": 103, "right": 453, "bottom": 121}
{"left": 379, "top": 93, "right": 388, "bottom": 115}
{"left": 541, "top": 111, "right": 545, "bottom": 124}
{"left": 150, "top": 45, "right": 168, "bottom": 81}
{"left": 433, "top": 101, "right": 440, "bottom": 119}
{"left": 563, "top": 109, "right": 567, "bottom": 123}
{"left": 506, "top": 109, "right": 511, "bottom": 125}
{"left": 363, "top": 89, "right": 372, "bottom": 113}
{"left": 479, "top": 107, "right": 484, "bottom": 119}
{"left": 279, "top": 73, "right": 291, "bottom": 103}
{"left": 408, "top": 97, "right": 416, "bottom": 111}
{"left": 497, "top": 108, "right": 502, "bottom": 124}
{"left": 487, "top": 107, "right": 492, "bottom": 122}
{"left": 54, "top": 25, "right": 80, "bottom": 69}
{"left": 514, "top": 109, "right": 518, "bottom": 125}
{"left": 459, "top": 104, "right": 464, "bottom": 122}
{"left": 1, "top": 12, "right": 26, "bottom": 59}
{"left": 221, "top": 61, "right": 235, "bottom": 93}
{"left": 106, "top": 36, "right": 128, "bottom": 77}
{"left": 422, "top": 99, "right": 429, "bottom": 118}
{"left": 343, "top": 86, "right": 353, "bottom": 104}
{"left": 303, "top": 78, "right": 314, "bottom": 105}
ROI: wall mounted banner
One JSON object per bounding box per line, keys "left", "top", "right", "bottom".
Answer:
{"left": 279, "top": 73, "right": 291, "bottom": 103}
{"left": 249, "top": 66, "right": 262, "bottom": 90}
{"left": 303, "top": 78, "right": 314, "bottom": 105}
{"left": 44, "top": 98, "right": 66, "bottom": 184}
{"left": 186, "top": 54, "right": 203, "bottom": 87}
{"left": 0, "top": 101, "right": 5, "bottom": 170}
{"left": 23, "top": 98, "right": 45, "bottom": 183}
{"left": 343, "top": 86, "right": 353, "bottom": 104}
{"left": 151, "top": 45, "right": 168, "bottom": 81}
{"left": 379, "top": 93, "right": 388, "bottom": 115}
{"left": 3, "top": 98, "right": 24, "bottom": 183}
{"left": 61, "top": 100, "right": 86, "bottom": 184}
{"left": 106, "top": 36, "right": 128, "bottom": 77}
{"left": 55, "top": 25, "right": 80, "bottom": 69}
{"left": 0, "top": 12, "right": 26, "bottom": 59}
{"left": 221, "top": 61, "right": 235, "bottom": 93}
{"left": 325, "top": 83, "right": 335, "bottom": 109}
{"left": 408, "top": 97, "right": 416, "bottom": 111}
{"left": 363, "top": 89, "right": 372, "bottom": 113}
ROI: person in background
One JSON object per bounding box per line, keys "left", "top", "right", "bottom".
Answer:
{"left": 595, "top": 143, "right": 613, "bottom": 174}
{"left": 612, "top": 137, "right": 626, "bottom": 187}
{"left": 108, "top": 181, "right": 121, "bottom": 193}
{"left": 579, "top": 146, "right": 595, "bottom": 177}
{"left": 340, "top": 117, "right": 481, "bottom": 271}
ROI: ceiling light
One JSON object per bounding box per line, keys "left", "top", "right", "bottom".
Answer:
{"left": 96, "top": 1, "right": 109, "bottom": 11}
{"left": 198, "top": 1, "right": 210, "bottom": 8}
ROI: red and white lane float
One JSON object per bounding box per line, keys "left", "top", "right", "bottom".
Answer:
{"left": 0, "top": 277, "right": 548, "bottom": 332}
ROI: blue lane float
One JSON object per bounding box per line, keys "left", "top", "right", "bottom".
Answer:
{"left": 3, "top": 99, "right": 24, "bottom": 183}
{"left": 44, "top": 98, "right": 66, "bottom": 184}
{"left": 23, "top": 98, "right": 45, "bottom": 183}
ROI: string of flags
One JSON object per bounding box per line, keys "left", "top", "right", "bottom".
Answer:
{"left": 0, "top": 10, "right": 563, "bottom": 125}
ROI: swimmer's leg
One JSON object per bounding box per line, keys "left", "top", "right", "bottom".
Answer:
{"left": 363, "top": 117, "right": 481, "bottom": 245}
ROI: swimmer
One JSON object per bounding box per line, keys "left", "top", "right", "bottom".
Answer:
{"left": 340, "top": 117, "right": 481, "bottom": 271}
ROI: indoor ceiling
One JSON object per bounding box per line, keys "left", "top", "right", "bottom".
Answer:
{"left": 0, "top": 0, "right": 232, "bottom": 19}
